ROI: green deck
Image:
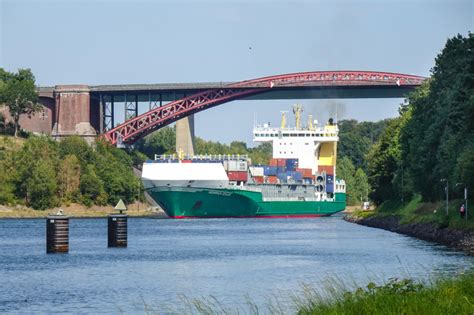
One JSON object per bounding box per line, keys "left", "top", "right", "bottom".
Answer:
{"left": 147, "top": 186, "right": 346, "bottom": 218}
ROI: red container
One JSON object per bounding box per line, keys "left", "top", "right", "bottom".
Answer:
{"left": 276, "top": 159, "right": 286, "bottom": 167}
{"left": 227, "top": 171, "right": 248, "bottom": 181}
{"left": 267, "top": 176, "right": 278, "bottom": 184}
{"left": 318, "top": 165, "right": 334, "bottom": 174}
{"left": 253, "top": 176, "right": 264, "bottom": 184}
{"left": 296, "top": 168, "right": 313, "bottom": 178}
{"left": 181, "top": 160, "right": 192, "bottom": 163}
{"left": 269, "top": 159, "right": 278, "bottom": 166}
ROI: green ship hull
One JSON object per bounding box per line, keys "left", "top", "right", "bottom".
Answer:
{"left": 147, "top": 186, "right": 346, "bottom": 218}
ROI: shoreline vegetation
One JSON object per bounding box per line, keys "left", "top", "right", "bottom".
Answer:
{"left": 144, "top": 271, "right": 474, "bottom": 314}
{"left": 0, "top": 202, "right": 167, "bottom": 219}
{"left": 344, "top": 196, "right": 474, "bottom": 255}
{"left": 295, "top": 272, "right": 474, "bottom": 315}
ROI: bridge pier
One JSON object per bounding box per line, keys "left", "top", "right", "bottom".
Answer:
{"left": 176, "top": 115, "right": 195, "bottom": 156}
{"left": 51, "top": 85, "right": 97, "bottom": 142}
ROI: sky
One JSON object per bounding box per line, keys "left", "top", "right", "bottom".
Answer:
{"left": 1, "top": 0, "right": 472, "bottom": 145}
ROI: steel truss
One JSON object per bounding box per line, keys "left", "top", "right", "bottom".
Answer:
{"left": 104, "top": 71, "right": 426, "bottom": 145}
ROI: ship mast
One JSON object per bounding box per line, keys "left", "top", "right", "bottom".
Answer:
{"left": 308, "top": 114, "right": 314, "bottom": 130}
{"left": 280, "top": 111, "right": 288, "bottom": 129}
{"left": 293, "top": 104, "right": 303, "bottom": 130}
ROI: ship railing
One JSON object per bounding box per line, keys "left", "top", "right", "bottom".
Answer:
{"left": 253, "top": 126, "right": 339, "bottom": 133}
{"left": 154, "top": 154, "right": 249, "bottom": 161}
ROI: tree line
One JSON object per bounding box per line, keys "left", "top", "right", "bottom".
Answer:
{"left": 0, "top": 136, "right": 142, "bottom": 210}
{"left": 366, "top": 33, "right": 473, "bottom": 205}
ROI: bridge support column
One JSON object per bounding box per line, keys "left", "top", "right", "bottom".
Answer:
{"left": 176, "top": 115, "right": 195, "bottom": 157}
{"left": 52, "top": 85, "right": 97, "bottom": 142}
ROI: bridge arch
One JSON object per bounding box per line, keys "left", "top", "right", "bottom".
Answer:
{"left": 103, "top": 70, "right": 425, "bottom": 145}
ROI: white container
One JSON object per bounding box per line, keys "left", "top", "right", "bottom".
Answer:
{"left": 249, "top": 166, "right": 264, "bottom": 177}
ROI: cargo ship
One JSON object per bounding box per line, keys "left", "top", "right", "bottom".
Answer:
{"left": 142, "top": 105, "right": 346, "bottom": 218}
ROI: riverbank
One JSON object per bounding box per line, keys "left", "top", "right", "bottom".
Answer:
{"left": 345, "top": 196, "right": 474, "bottom": 254}
{"left": 0, "top": 202, "right": 168, "bottom": 219}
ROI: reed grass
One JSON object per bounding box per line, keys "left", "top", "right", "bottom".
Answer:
{"left": 296, "top": 272, "right": 474, "bottom": 315}
{"left": 140, "top": 272, "right": 474, "bottom": 315}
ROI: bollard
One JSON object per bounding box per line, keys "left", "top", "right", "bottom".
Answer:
{"left": 46, "top": 216, "right": 69, "bottom": 253}
{"left": 108, "top": 214, "right": 128, "bottom": 247}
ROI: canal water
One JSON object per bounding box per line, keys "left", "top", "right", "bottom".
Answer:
{"left": 0, "top": 216, "right": 472, "bottom": 313}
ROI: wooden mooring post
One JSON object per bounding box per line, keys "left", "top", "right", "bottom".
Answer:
{"left": 46, "top": 216, "right": 69, "bottom": 253}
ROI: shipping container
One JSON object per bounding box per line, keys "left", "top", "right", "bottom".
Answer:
{"left": 227, "top": 171, "right": 248, "bottom": 181}
{"left": 252, "top": 176, "right": 264, "bottom": 184}
{"left": 263, "top": 166, "right": 278, "bottom": 176}
{"left": 293, "top": 172, "right": 303, "bottom": 181}
{"left": 318, "top": 165, "right": 334, "bottom": 174}
{"left": 181, "top": 160, "right": 192, "bottom": 163}
{"left": 277, "top": 173, "right": 287, "bottom": 183}
{"left": 227, "top": 160, "right": 248, "bottom": 171}
{"left": 303, "top": 178, "right": 313, "bottom": 185}
{"left": 296, "top": 168, "right": 313, "bottom": 178}
{"left": 267, "top": 176, "right": 278, "bottom": 184}
{"left": 269, "top": 159, "right": 278, "bottom": 166}
{"left": 285, "top": 159, "right": 299, "bottom": 171}
{"left": 326, "top": 174, "right": 334, "bottom": 185}
{"left": 249, "top": 166, "right": 264, "bottom": 177}
{"left": 326, "top": 183, "right": 334, "bottom": 193}
{"left": 277, "top": 166, "right": 286, "bottom": 173}
{"left": 276, "top": 159, "right": 287, "bottom": 167}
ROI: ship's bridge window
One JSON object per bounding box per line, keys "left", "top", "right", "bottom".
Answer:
{"left": 283, "top": 133, "right": 289, "bottom": 137}
{"left": 298, "top": 134, "right": 304, "bottom": 137}
{"left": 305, "top": 143, "right": 309, "bottom": 145}
{"left": 291, "top": 133, "right": 297, "bottom": 136}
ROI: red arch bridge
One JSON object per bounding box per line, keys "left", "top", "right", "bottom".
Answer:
{"left": 30, "top": 71, "right": 425, "bottom": 145}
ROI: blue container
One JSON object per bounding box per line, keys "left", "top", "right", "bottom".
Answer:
{"left": 277, "top": 166, "right": 286, "bottom": 173}
{"left": 285, "top": 159, "right": 299, "bottom": 171}
{"left": 326, "top": 174, "right": 334, "bottom": 185}
{"left": 293, "top": 172, "right": 303, "bottom": 181}
{"left": 263, "top": 166, "right": 278, "bottom": 176}
{"left": 303, "top": 178, "right": 313, "bottom": 184}
{"left": 277, "top": 173, "right": 287, "bottom": 183}
{"left": 326, "top": 183, "right": 334, "bottom": 193}
{"left": 285, "top": 171, "right": 303, "bottom": 181}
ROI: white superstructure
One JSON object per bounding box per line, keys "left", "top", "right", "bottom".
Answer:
{"left": 253, "top": 105, "right": 339, "bottom": 175}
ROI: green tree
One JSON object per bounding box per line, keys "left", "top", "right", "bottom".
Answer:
{"left": 353, "top": 168, "right": 370, "bottom": 206}
{"left": 135, "top": 126, "right": 176, "bottom": 158}
{"left": 366, "top": 117, "right": 403, "bottom": 205}
{"left": 338, "top": 119, "right": 390, "bottom": 171}
{"left": 0, "top": 151, "right": 16, "bottom": 204}
{"left": 80, "top": 165, "right": 107, "bottom": 207}
{"left": 400, "top": 33, "right": 473, "bottom": 201}
{"left": 13, "top": 136, "right": 59, "bottom": 205}
{"left": 58, "top": 136, "right": 94, "bottom": 168}
{"left": 0, "top": 69, "right": 41, "bottom": 137}
{"left": 58, "top": 154, "right": 81, "bottom": 202}
{"left": 337, "top": 156, "right": 357, "bottom": 205}
{"left": 27, "top": 160, "right": 58, "bottom": 210}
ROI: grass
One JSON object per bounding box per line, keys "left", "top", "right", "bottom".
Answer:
{"left": 296, "top": 272, "right": 474, "bottom": 315}
{"left": 366, "top": 195, "right": 474, "bottom": 232}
